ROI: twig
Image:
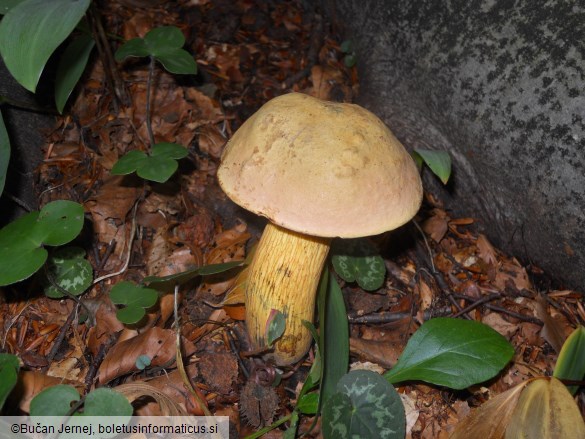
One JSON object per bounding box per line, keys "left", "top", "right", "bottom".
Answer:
{"left": 84, "top": 333, "right": 119, "bottom": 392}
{"left": 93, "top": 201, "right": 138, "bottom": 284}
{"left": 348, "top": 306, "right": 453, "bottom": 324}
{"left": 451, "top": 293, "right": 502, "bottom": 318}
{"left": 41, "top": 305, "right": 79, "bottom": 373}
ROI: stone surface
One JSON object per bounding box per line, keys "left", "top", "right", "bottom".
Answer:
{"left": 325, "top": 0, "right": 585, "bottom": 288}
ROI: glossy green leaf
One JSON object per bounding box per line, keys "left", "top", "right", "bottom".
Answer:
{"left": 44, "top": 247, "right": 93, "bottom": 298}
{"left": 144, "top": 260, "right": 244, "bottom": 291}
{"left": 144, "top": 26, "right": 184, "bottom": 52}
{"left": 36, "top": 200, "right": 85, "bottom": 246}
{"left": 0, "top": 353, "right": 19, "bottom": 410}
{"left": 553, "top": 326, "right": 585, "bottom": 395}
{"left": 320, "top": 270, "right": 349, "bottom": 406}
{"left": 0, "top": 0, "right": 91, "bottom": 92}
{"left": 412, "top": 149, "right": 452, "bottom": 184}
{"left": 322, "top": 370, "right": 405, "bottom": 439}
{"left": 110, "top": 281, "right": 158, "bottom": 324}
{"left": 384, "top": 317, "right": 514, "bottom": 389}
{"left": 55, "top": 34, "right": 95, "bottom": 113}
{"left": 331, "top": 238, "right": 385, "bottom": 291}
{"left": 154, "top": 49, "right": 197, "bottom": 75}
{"left": 0, "top": 110, "right": 10, "bottom": 197}
{"left": 266, "top": 309, "right": 286, "bottom": 346}
{"left": 30, "top": 384, "right": 80, "bottom": 416}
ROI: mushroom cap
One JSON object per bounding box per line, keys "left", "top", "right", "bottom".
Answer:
{"left": 217, "top": 93, "right": 423, "bottom": 238}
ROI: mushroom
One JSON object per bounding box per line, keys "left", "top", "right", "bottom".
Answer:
{"left": 217, "top": 93, "right": 422, "bottom": 365}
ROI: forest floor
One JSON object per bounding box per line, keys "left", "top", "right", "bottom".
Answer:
{"left": 1, "top": 0, "right": 584, "bottom": 437}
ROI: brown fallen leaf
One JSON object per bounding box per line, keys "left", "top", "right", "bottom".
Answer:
{"left": 535, "top": 295, "right": 569, "bottom": 353}
{"left": 349, "top": 337, "right": 401, "bottom": 369}
{"left": 476, "top": 234, "right": 497, "bottom": 266}
{"left": 115, "top": 382, "right": 190, "bottom": 416}
{"left": 422, "top": 209, "right": 449, "bottom": 243}
{"left": 98, "top": 327, "right": 195, "bottom": 384}
{"left": 13, "top": 371, "right": 82, "bottom": 413}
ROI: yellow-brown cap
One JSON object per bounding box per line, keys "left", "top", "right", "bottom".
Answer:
{"left": 217, "top": 93, "right": 423, "bottom": 238}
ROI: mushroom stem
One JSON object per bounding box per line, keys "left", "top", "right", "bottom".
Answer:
{"left": 246, "top": 222, "right": 330, "bottom": 365}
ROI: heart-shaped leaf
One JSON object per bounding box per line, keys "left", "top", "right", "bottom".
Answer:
{"left": 322, "top": 370, "right": 405, "bottom": 439}
{"left": 0, "top": 200, "right": 84, "bottom": 286}
{"left": 29, "top": 384, "right": 80, "bottom": 416}
{"left": 109, "top": 281, "right": 158, "bottom": 324}
{"left": 384, "top": 317, "right": 514, "bottom": 389}
{"left": 331, "top": 239, "right": 385, "bottom": 291}
{"left": 111, "top": 143, "right": 188, "bottom": 183}
{"left": 0, "top": 353, "right": 19, "bottom": 410}
{"left": 82, "top": 387, "right": 133, "bottom": 416}
{"left": 43, "top": 246, "right": 93, "bottom": 298}
{"left": 115, "top": 26, "right": 197, "bottom": 75}
{"left": 0, "top": 0, "right": 91, "bottom": 92}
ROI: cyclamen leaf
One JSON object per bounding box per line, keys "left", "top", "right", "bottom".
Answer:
{"left": 44, "top": 246, "right": 93, "bottom": 298}
{"left": 384, "top": 317, "right": 514, "bottom": 389}
{"left": 331, "top": 238, "right": 385, "bottom": 291}
{"left": 322, "top": 370, "right": 405, "bottom": 439}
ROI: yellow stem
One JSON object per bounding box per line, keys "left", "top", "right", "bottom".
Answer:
{"left": 246, "top": 222, "right": 330, "bottom": 365}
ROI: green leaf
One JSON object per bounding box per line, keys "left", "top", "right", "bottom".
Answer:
{"left": 44, "top": 246, "right": 93, "bottom": 298}
{"left": 0, "top": 0, "right": 91, "bottom": 92}
{"left": 111, "top": 143, "right": 187, "bottom": 183}
{"left": 297, "top": 392, "right": 319, "bottom": 415}
{"left": 135, "top": 354, "right": 151, "bottom": 370}
{"left": 114, "top": 37, "right": 150, "bottom": 61}
{"left": 109, "top": 281, "right": 158, "bottom": 324}
{"left": 412, "top": 149, "right": 452, "bottom": 184}
{"left": 0, "top": 0, "right": 27, "bottom": 15}
{"left": 111, "top": 150, "right": 148, "bottom": 175}
{"left": 322, "top": 370, "right": 405, "bottom": 439}
{"left": 553, "top": 326, "right": 585, "bottom": 395}
{"left": 266, "top": 309, "right": 286, "bottom": 346}
{"left": 0, "top": 353, "right": 19, "bottom": 410}
{"left": 81, "top": 387, "right": 132, "bottom": 416}
{"left": 36, "top": 200, "right": 85, "bottom": 246}
{"left": 0, "top": 200, "right": 83, "bottom": 286}
{"left": 331, "top": 238, "right": 386, "bottom": 291}
{"left": 0, "top": 212, "right": 47, "bottom": 285}
{"left": 0, "top": 110, "right": 10, "bottom": 197}
{"left": 154, "top": 49, "right": 197, "bottom": 75}
{"left": 144, "top": 26, "right": 185, "bottom": 53}
{"left": 320, "top": 270, "right": 349, "bottom": 406}
{"left": 384, "top": 317, "right": 514, "bottom": 389}
{"left": 144, "top": 260, "right": 244, "bottom": 291}
{"left": 55, "top": 34, "right": 95, "bottom": 113}
{"left": 30, "top": 384, "right": 80, "bottom": 416}
{"left": 115, "top": 26, "right": 196, "bottom": 75}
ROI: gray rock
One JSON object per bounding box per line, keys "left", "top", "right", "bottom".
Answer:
{"left": 325, "top": 0, "right": 585, "bottom": 288}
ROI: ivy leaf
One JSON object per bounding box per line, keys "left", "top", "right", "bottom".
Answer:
{"left": 322, "top": 370, "right": 405, "bottom": 439}
{"left": 109, "top": 281, "right": 158, "bottom": 324}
